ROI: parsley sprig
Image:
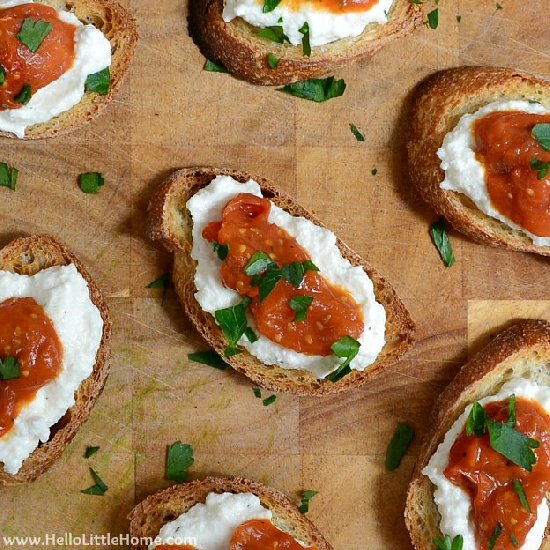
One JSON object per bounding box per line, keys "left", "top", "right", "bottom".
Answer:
{"left": 326, "top": 336, "right": 360, "bottom": 382}
{"left": 0, "top": 356, "right": 20, "bottom": 380}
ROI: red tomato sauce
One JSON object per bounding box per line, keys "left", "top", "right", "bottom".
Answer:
{"left": 0, "top": 3, "right": 76, "bottom": 110}
{"left": 283, "top": 0, "right": 379, "bottom": 14}
{"left": 474, "top": 112, "right": 550, "bottom": 237}
{"left": 230, "top": 519, "right": 316, "bottom": 549}
{"left": 0, "top": 297, "right": 63, "bottom": 437}
{"left": 202, "top": 193, "right": 364, "bottom": 356}
{"left": 444, "top": 397, "right": 550, "bottom": 550}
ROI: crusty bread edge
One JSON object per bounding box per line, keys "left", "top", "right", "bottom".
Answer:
{"left": 0, "top": 0, "right": 138, "bottom": 140}
{"left": 407, "top": 65, "right": 550, "bottom": 257}
{"left": 127, "top": 476, "right": 333, "bottom": 550}
{"left": 147, "top": 167, "right": 415, "bottom": 396}
{"left": 405, "top": 319, "right": 550, "bottom": 549}
{"left": 0, "top": 234, "right": 112, "bottom": 484}
{"left": 190, "top": 0, "right": 423, "bottom": 86}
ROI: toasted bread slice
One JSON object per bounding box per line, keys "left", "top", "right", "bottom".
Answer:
{"left": 128, "top": 476, "right": 333, "bottom": 550}
{"left": 147, "top": 167, "right": 415, "bottom": 396}
{"left": 405, "top": 319, "right": 550, "bottom": 549}
{"left": 407, "top": 66, "right": 550, "bottom": 257}
{"left": 0, "top": 0, "right": 138, "bottom": 140}
{"left": 190, "top": 0, "right": 422, "bottom": 85}
{"left": 0, "top": 235, "right": 111, "bottom": 484}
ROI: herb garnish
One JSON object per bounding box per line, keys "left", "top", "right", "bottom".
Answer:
{"left": 350, "top": 123, "right": 365, "bottom": 142}
{"left": 17, "top": 18, "right": 52, "bottom": 52}
{"left": 203, "top": 59, "right": 229, "bottom": 73}
{"left": 84, "top": 446, "right": 100, "bottom": 459}
{"left": 532, "top": 123, "right": 550, "bottom": 150}
{"left": 253, "top": 387, "right": 262, "bottom": 398}
{"left": 495, "top": 2, "right": 503, "bottom": 9}
{"left": 488, "top": 522, "right": 503, "bottom": 550}
{"left": 263, "top": 394, "right": 277, "bottom": 406}
{"left": 430, "top": 218, "right": 455, "bottom": 267}
{"left": 79, "top": 172, "right": 105, "bottom": 194}
{"left": 263, "top": 0, "right": 282, "bottom": 13}
{"left": 0, "top": 356, "right": 20, "bottom": 380}
{"left": 371, "top": 168, "right": 378, "bottom": 176}
{"left": 188, "top": 350, "right": 228, "bottom": 370}
{"left": 510, "top": 532, "right": 519, "bottom": 547}
{"left": 427, "top": 8, "right": 439, "bottom": 29}
{"left": 530, "top": 157, "right": 550, "bottom": 179}
{"left": 257, "top": 264, "right": 282, "bottom": 302}
{"left": 386, "top": 423, "right": 415, "bottom": 471}
{"left": 281, "top": 260, "right": 318, "bottom": 288}
{"left": 244, "top": 327, "right": 258, "bottom": 342}
{"left": 326, "top": 336, "right": 360, "bottom": 383}
{"left": 267, "top": 53, "right": 280, "bottom": 69}
{"left": 289, "top": 295, "right": 313, "bottom": 321}
{"left": 212, "top": 241, "right": 229, "bottom": 260}
{"left": 146, "top": 273, "right": 170, "bottom": 289}
{"left": 433, "top": 534, "right": 464, "bottom": 550}
{"left": 0, "top": 163, "right": 18, "bottom": 191}
{"left": 85, "top": 67, "right": 110, "bottom": 95}
{"left": 513, "top": 478, "right": 531, "bottom": 512}
{"left": 215, "top": 298, "right": 252, "bottom": 356}
{"left": 245, "top": 251, "right": 275, "bottom": 276}
{"left": 258, "top": 25, "right": 290, "bottom": 44}
{"left": 298, "top": 490, "right": 318, "bottom": 513}
{"left": 166, "top": 441, "right": 194, "bottom": 482}
{"left": 280, "top": 76, "right": 346, "bottom": 103}
{"left": 0, "top": 65, "right": 5, "bottom": 85}
{"left": 456, "top": 15, "right": 462, "bottom": 23}
{"left": 299, "top": 22, "right": 311, "bottom": 57}
{"left": 80, "top": 467, "right": 108, "bottom": 496}
{"left": 15, "top": 84, "right": 32, "bottom": 105}
{"left": 507, "top": 394, "right": 516, "bottom": 427}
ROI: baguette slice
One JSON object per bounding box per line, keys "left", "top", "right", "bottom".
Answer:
{"left": 405, "top": 319, "right": 550, "bottom": 549}
{"left": 408, "top": 66, "right": 550, "bottom": 257}
{"left": 128, "top": 476, "right": 333, "bottom": 550}
{"left": 0, "top": 0, "right": 138, "bottom": 140}
{"left": 147, "top": 167, "right": 415, "bottom": 396}
{"left": 190, "top": 0, "right": 422, "bottom": 86}
{"left": 0, "top": 234, "right": 112, "bottom": 484}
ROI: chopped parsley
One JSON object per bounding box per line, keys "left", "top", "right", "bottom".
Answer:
{"left": 427, "top": 8, "right": 439, "bottom": 29}
{"left": 263, "top": 0, "right": 282, "bottom": 13}
{"left": 513, "top": 479, "right": 531, "bottom": 513}
{"left": 267, "top": 53, "right": 280, "bottom": 69}
{"left": 17, "top": 18, "right": 52, "bottom": 52}
{"left": 146, "top": 273, "right": 170, "bottom": 289}
{"left": 350, "top": 123, "right": 365, "bottom": 142}
{"left": 0, "top": 163, "right": 18, "bottom": 191}
{"left": 532, "top": 123, "right": 550, "bottom": 150}
{"left": 215, "top": 298, "right": 252, "bottom": 356}
{"left": 281, "top": 260, "right": 318, "bottom": 288}
{"left": 79, "top": 172, "right": 105, "bottom": 194}
{"left": 258, "top": 25, "right": 290, "bottom": 44}
{"left": 289, "top": 295, "right": 313, "bottom": 321}
{"left": 299, "top": 21, "right": 311, "bottom": 57}
{"left": 14, "top": 84, "right": 32, "bottom": 105}
{"left": 0, "top": 65, "right": 5, "bottom": 85}
{"left": 85, "top": 67, "right": 111, "bottom": 95}
{"left": 488, "top": 522, "right": 503, "bottom": 550}
{"left": 80, "top": 467, "right": 108, "bottom": 496}
{"left": 386, "top": 423, "right": 415, "bottom": 471}
{"left": 530, "top": 157, "right": 550, "bottom": 179}
{"left": 212, "top": 241, "right": 229, "bottom": 260}
{"left": 326, "top": 336, "right": 360, "bottom": 383}
{"left": 430, "top": 218, "right": 455, "bottom": 267}
{"left": 166, "top": 441, "right": 194, "bottom": 482}
{"left": 280, "top": 76, "right": 346, "bottom": 103}
{"left": 298, "top": 490, "right": 318, "bottom": 513}
{"left": 188, "top": 350, "right": 228, "bottom": 370}
{"left": 0, "top": 356, "right": 20, "bottom": 380}
{"left": 203, "top": 59, "right": 229, "bottom": 73}
{"left": 262, "top": 394, "right": 277, "bottom": 406}
{"left": 433, "top": 534, "right": 464, "bottom": 550}
{"left": 84, "top": 446, "right": 100, "bottom": 459}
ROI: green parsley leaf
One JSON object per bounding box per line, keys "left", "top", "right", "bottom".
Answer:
{"left": 244, "top": 327, "right": 258, "bottom": 343}
{"left": 409, "top": 0, "right": 423, "bottom": 4}
{"left": 258, "top": 263, "right": 282, "bottom": 302}
{"left": 245, "top": 251, "right": 275, "bottom": 276}
{"left": 513, "top": 478, "right": 531, "bottom": 513}
{"left": 299, "top": 21, "right": 311, "bottom": 57}
{"left": 488, "top": 522, "right": 503, "bottom": 550}
{"left": 371, "top": 168, "right": 378, "bottom": 176}
{"left": 146, "top": 273, "right": 170, "bottom": 289}
{"left": 203, "top": 59, "right": 229, "bottom": 73}
{"left": 188, "top": 350, "right": 228, "bottom": 370}
{"left": 433, "top": 534, "right": 464, "bottom": 550}
{"left": 0, "top": 163, "right": 18, "bottom": 191}
{"left": 253, "top": 387, "right": 262, "bottom": 398}
{"left": 289, "top": 295, "right": 313, "bottom": 322}
{"left": 85, "top": 67, "right": 111, "bottom": 95}
{"left": 327, "top": 335, "right": 360, "bottom": 383}
{"left": 427, "top": 8, "right": 439, "bottom": 29}
{"left": 166, "top": 441, "right": 194, "bottom": 482}
{"left": 212, "top": 241, "right": 229, "bottom": 260}
{"left": 280, "top": 76, "right": 346, "bottom": 103}
{"left": 281, "top": 260, "right": 318, "bottom": 288}
{"left": 350, "top": 123, "right": 365, "bottom": 142}
{"left": 267, "top": 53, "right": 280, "bottom": 69}
{"left": 84, "top": 446, "right": 100, "bottom": 459}
{"left": 215, "top": 298, "right": 251, "bottom": 356}
{"left": 456, "top": 15, "right": 462, "bottom": 23}
{"left": 510, "top": 532, "right": 519, "bottom": 547}
{"left": 530, "top": 157, "right": 550, "bottom": 179}
{"left": 532, "top": 123, "right": 550, "bottom": 151}
{"left": 430, "top": 218, "right": 455, "bottom": 267}
{"left": 17, "top": 18, "right": 52, "bottom": 52}
{"left": 298, "top": 490, "right": 318, "bottom": 513}
{"left": 507, "top": 394, "right": 516, "bottom": 427}
{"left": 258, "top": 25, "right": 290, "bottom": 44}
{"left": 15, "top": 84, "right": 32, "bottom": 105}
{"left": 495, "top": 2, "right": 503, "bottom": 9}
{"left": 263, "top": 394, "right": 277, "bottom": 406}
{"left": 466, "top": 402, "right": 487, "bottom": 437}
{"left": 0, "top": 65, "right": 5, "bottom": 85}
{"left": 263, "top": 0, "right": 282, "bottom": 12}
{"left": 79, "top": 172, "right": 105, "bottom": 194}
{"left": 80, "top": 467, "right": 108, "bottom": 496}
{"left": 0, "top": 356, "right": 20, "bottom": 380}
{"left": 386, "top": 423, "right": 415, "bottom": 471}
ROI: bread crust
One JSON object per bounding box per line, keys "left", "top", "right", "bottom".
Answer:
{"left": 128, "top": 476, "right": 333, "bottom": 550}
{"left": 0, "top": 234, "right": 112, "bottom": 484}
{"left": 0, "top": 0, "right": 138, "bottom": 140}
{"left": 147, "top": 167, "right": 415, "bottom": 396}
{"left": 405, "top": 319, "right": 550, "bottom": 549}
{"left": 407, "top": 66, "right": 550, "bottom": 257}
{"left": 190, "top": 0, "right": 422, "bottom": 86}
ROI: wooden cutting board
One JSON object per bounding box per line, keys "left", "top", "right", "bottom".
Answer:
{"left": 0, "top": 0, "right": 548, "bottom": 548}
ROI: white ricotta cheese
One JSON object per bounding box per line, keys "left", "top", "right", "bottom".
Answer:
{"left": 187, "top": 175, "right": 386, "bottom": 379}
{"left": 0, "top": 264, "right": 104, "bottom": 475}
{"left": 0, "top": 0, "right": 112, "bottom": 138}
{"left": 149, "top": 492, "right": 273, "bottom": 550}
{"left": 223, "top": 0, "right": 395, "bottom": 47}
{"left": 438, "top": 100, "right": 550, "bottom": 247}
{"left": 422, "top": 378, "right": 550, "bottom": 550}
